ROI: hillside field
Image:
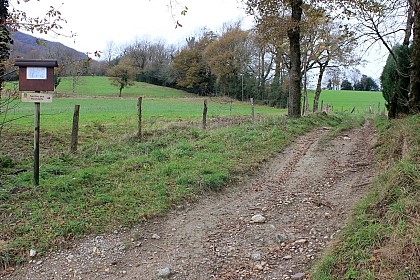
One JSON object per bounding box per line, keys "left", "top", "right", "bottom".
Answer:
{"left": 6, "top": 76, "right": 386, "bottom": 115}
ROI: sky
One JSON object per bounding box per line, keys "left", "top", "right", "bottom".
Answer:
{"left": 10, "top": 0, "right": 386, "bottom": 80}
{"left": 10, "top": 0, "right": 252, "bottom": 53}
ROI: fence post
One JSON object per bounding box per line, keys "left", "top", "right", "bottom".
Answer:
{"left": 320, "top": 100, "right": 324, "bottom": 112}
{"left": 34, "top": 102, "right": 40, "bottom": 186}
{"left": 137, "top": 97, "right": 142, "bottom": 138}
{"left": 203, "top": 99, "right": 208, "bottom": 130}
{"left": 70, "top": 105, "right": 80, "bottom": 154}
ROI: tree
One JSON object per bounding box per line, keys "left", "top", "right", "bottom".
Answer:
{"left": 172, "top": 31, "right": 216, "bottom": 95}
{"left": 0, "top": 0, "right": 12, "bottom": 92}
{"left": 246, "top": 0, "right": 303, "bottom": 117}
{"left": 299, "top": 8, "right": 359, "bottom": 112}
{"left": 342, "top": 0, "right": 418, "bottom": 116}
{"left": 341, "top": 79, "right": 352, "bottom": 90}
{"left": 381, "top": 44, "right": 411, "bottom": 115}
{"left": 204, "top": 23, "right": 250, "bottom": 98}
{"left": 409, "top": 0, "right": 420, "bottom": 113}
{"left": 354, "top": 74, "right": 379, "bottom": 91}
{"left": 107, "top": 60, "right": 136, "bottom": 97}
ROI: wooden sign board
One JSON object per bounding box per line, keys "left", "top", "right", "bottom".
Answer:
{"left": 22, "top": 92, "right": 53, "bottom": 103}
{"left": 14, "top": 59, "right": 58, "bottom": 92}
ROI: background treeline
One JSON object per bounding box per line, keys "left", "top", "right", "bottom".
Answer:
{"left": 9, "top": 21, "right": 378, "bottom": 108}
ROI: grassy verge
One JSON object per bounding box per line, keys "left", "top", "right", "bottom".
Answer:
{"left": 0, "top": 113, "right": 358, "bottom": 269}
{"left": 311, "top": 114, "right": 419, "bottom": 280}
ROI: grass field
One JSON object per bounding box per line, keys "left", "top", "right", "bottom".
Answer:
{"left": 55, "top": 76, "right": 194, "bottom": 98}
{"left": 4, "top": 97, "right": 284, "bottom": 133}
{"left": 57, "top": 77, "right": 387, "bottom": 115}
{"left": 305, "top": 90, "right": 386, "bottom": 114}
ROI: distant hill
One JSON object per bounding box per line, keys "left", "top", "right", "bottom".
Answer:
{"left": 10, "top": 31, "right": 88, "bottom": 61}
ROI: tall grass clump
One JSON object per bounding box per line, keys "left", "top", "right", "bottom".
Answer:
{"left": 311, "top": 115, "right": 419, "bottom": 280}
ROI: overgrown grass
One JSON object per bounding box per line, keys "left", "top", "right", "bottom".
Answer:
{"left": 311, "top": 114, "right": 419, "bottom": 280}
{"left": 0, "top": 113, "right": 355, "bottom": 269}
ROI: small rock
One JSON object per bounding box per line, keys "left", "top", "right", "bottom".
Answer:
{"left": 283, "top": 255, "right": 292, "bottom": 260}
{"left": 29, "top": 249, "right": 37, "bottom": 257}
{"left": 157, "top": 267, "right": 172, "bottom": 278}
{"left": 152, "top": 234, "right": 161, "bottom": 240}
{"left": 275, "top": 233, "right": 287, "bottom": 244}
{"left": 36, "top": 260, "right": 43, "bottom": 265}
{"left": 251, "top": 214, "right": 266, "bottom": 223}
{"left": 251, "top": 252, "right": 262, "bottom": 261}
{"left": 291, "top": 272, "right": 306, "bottom": 279}
{"left": 324, "top": 212, "right": 331, "bottom": 219}
{"left": 294, "top": 239, "right": 307, "bottom": 244}
{"left": 255, "top": 264, "right": 264, "bottom": 270}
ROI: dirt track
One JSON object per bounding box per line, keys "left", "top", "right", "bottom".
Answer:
{"left": 6, "top": 121, "right": 378, "bottom": 280}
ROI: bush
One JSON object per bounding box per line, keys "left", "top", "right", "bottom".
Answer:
{"left": 0, "top": 156, "right": 14, "bottom": 169}
{"left": 380, "top": 44, "right": 411, "bottom": 115}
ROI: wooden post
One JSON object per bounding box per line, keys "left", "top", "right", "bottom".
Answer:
{"left": 137, "top": 97, "right": 142, "bottom": 138}
{"left": 34, "top": 102, "right": 40, "bottom": 186}
{"left": 378, "top": 102, "right": 381, "bottom": 115}
{"left": 320, "top": 100, "right": 324, "bottom": 112}
{"left": 203, "top": 99, "right": 208, "bottom": 130}
{"left": 250, "top": 98, "right": 255, "bottom": 120}
{"left": 70, "top": 105, "right": 80, "bottom": 154}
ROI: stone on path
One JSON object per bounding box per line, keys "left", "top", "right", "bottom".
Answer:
{"left": 251, "top": 252, "right": 262, "bottom": 261}
{"left": 157, "top": 267, "right": 172, "bottom": 278}
{"left": 251, "top": 214, "right": 266, "bottom": 223}
{"left": 291, "top": 272, "right": 306, "bottom": 279}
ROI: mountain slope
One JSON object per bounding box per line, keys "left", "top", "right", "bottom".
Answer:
{"left": 10, "top": 31, "right": 88, "bottom": 60}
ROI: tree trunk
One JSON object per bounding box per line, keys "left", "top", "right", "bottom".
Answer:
{"left": 313, "top": 63, "right": 327, "bottom": 112}
{"left": 404, "top": 0, "right": 415, "bottom": 46}
{"left": 0, "top": 1, "right": 11, "bottom": 117}
{"left": 287, "top": 0, "right": 303, "bottom": 117}
{"left": 260, "top": 48, "right": 265, "bottom": 100}
{"left": 409, "top": 0, "right": 420, "bottom": 113}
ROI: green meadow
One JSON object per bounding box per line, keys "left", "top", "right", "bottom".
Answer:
{"left": 56, "top": 76, "right": 192, "bottom": 98}
{"left": 6, "top": 97, "right": 284, "bottom": 133}
{"left": 305, "top": 90, "right": 386, "bottom": 113}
